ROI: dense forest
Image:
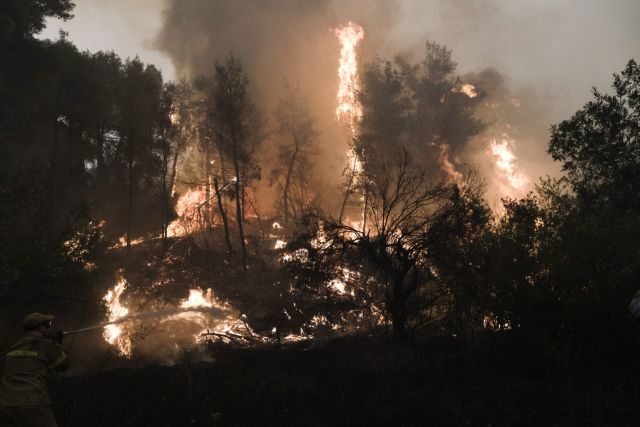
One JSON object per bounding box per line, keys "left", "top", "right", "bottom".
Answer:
{"left": 2, "top": 1, "right": 640, "bottom": 426}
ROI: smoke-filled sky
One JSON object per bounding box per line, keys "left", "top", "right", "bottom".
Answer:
{"left": 40, "top": 0, "right": 640, "bottom": 204}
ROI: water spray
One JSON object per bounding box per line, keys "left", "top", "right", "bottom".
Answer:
{"left": 61, "top": 305, "right": 226, "bottom": 336}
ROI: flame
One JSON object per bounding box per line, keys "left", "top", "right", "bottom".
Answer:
{"left": 490, "top": 136, "right": 528, "bottom": 193}
{"left": 175, "top": 289, "right": 270, "bottom": 345}
{"left": 281, "top": 248, "right": 310, "bottom": 263}
{"left": 103, "top": 276, "right": 132, "bottom": 356}
{"left": 108, "top": 235, "right": 145, "bottom": 250}
{"left": 335, "top": 22, "right": 366, "bottom": 229}
{"left": 179, "top": 289, "right": 215, "bottom": 309}
{"left": 167, "top": 187, "right": 208, "bottom": 237}
{"left": 335, "top": 21, "right": 364, "bottom": 133}
{"left": 173, "top": 288, "right": 229, "bottom": 339}
{"left": 328, "top": 266, "right": 356, "bottom": 296}
{"left": 460, "top": 83, "right": 477, "bottom": 98}
{"left": 101, "top": 284, "right": 256, "bottom": 354}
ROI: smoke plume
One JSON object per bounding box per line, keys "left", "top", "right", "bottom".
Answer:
{"left": 153, "top": 0, "right": 640, "bottom": 206}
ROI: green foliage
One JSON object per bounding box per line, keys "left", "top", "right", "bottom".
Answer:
{"left": 549, "top": 59, "right": 640, "bottom": 206}
{"left": 0, "top": 3, "right": 180, "bottom": 306}
{"left": 485, "top": 177, "right": 640, "bottom": 362}
{"left": 358, "top": 40, "right": 485, "bottom": 173}
{"left": 2, "top": 0, "right": 639, "bottom": 370}
{"left": 427, "top": 176, "right": 493, "bottom": 343}
{"left": 0, "top": 0, "right": 74, "bottom": 39}
{"left": 485, "top": 61, "right": 640, "bottom": 361}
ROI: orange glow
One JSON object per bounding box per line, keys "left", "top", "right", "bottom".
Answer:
{"left": 173, "top": 288, "right": 235, "bottom": 341}
{"left": 103, "top": 276, "right": 132, "bottom": 356}
{"left": 179, "top": 288, "right": 215, "bottom": 309}
{"left": 335, "top": 21, "right": 364, "bottom": 133}
{"left": 108, "top": 235, "right": 145, "bottom": 250}
{"left": 460, "top": 83, "right": 477, "bottom": 98}
{"left": 100, "top": 282, "right": 274, "bottom": 355}
{"left": 490, "top": 136, "right": 528, "bottom": 194}
{"left": 346, "top": 147, "right": 364, "bottom": 183}
{"left": 167, "top": 186, "right": 208, "bottom": 237}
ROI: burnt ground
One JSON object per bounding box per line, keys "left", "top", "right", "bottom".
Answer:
{"left": 51, "top": 335, "right": 640, "bottom": 427}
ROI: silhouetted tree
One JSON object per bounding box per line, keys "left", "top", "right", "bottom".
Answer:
{"left": 549, "top": 59, "right": 640, "bottom": 208}
{"left": 118, "top": 58, "right": 163, "bottom": 247}
{"left": 358, "top": 41, "right": 484, "bottom": 179}
{"left": 293, "top": 149, "right": 452, "bottom": 342}
{"left": 427, "top": 172, "right": 492, "bottom": 345}
{"left": 211, "top": 55, "right": 266, "bottom": 267}
{"left": 272, "top": 82, "right": 318, "bottom": 226}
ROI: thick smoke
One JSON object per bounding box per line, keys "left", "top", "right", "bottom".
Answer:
{"left": 155, "top": 0, "right": 400, "bottom": 214}
{"left": 153, "top": 0, "right": 640, "bottom": 207}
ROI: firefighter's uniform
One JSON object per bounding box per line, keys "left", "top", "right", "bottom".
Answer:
{"left": 0, "top": 313, "right": 69, "bottom": 427}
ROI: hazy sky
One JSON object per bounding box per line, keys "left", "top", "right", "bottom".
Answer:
{"left": 386, "top": 0, "right": 640, "bottom": 118}
{"left": 40, "top": 0, "right": 175, "bottom": 80}
{"left": 40, "top": 0, "right": 640, "bottom": 117}
{"left": 39, "top": 0, "right": 640, "bottom": 203}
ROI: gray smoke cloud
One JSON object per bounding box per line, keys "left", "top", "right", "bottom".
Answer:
{"left": 152, "top": 0, "right": 640, "bottom": 207}
{"left": 154, "top": 0, "right": 401, "bottom": 213}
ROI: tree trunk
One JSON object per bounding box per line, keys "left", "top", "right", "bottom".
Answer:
{"left": 234, "top": 157, "right": 247, "bottom": 267}
{"left": 391, "top": 282, "right": 408, "bottom": 342}
{"left": 216, "top": 136, "right": 227, "bottom": 183}
{"left": 338, "top": 155, "right": 358, "bottom": 224}
{"left": 96, "top": 125, "right": 105, "bottom": 183}
{"left": 247, "top": 195, "right": 265, "bottom": 240}
{"left": 39, "top": 116, "right": 61, "bottom": 229}
{"left": 161, "top": 133, "right": 170, "bottom": 253}
{"left": 283, "top": 144, "right": 300, "bottom": 226}
{"left": 214, "top": 176, "right": 233, "bottom": 257}
{"left": 49, "top": 117, "right": 60, "bottom": 193}
{"left": 231, "top": 128, "right": 247, "bottom": 268}
{"left": 126, "top": 136, "right": 133, "bottom": 249}
{"left": 169, "top": 139, "right": 180, "bottom": 198}
{"left": 241, "top": 175, "right": 246, "bottom": 221}
{"left": 362, "top": 187, "right": 368, "bottom": 234}
{"left": 204, "top": 138, "right": 211, "bottom": 227}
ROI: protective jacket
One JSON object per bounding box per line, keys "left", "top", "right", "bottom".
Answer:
{"left": 0, "top": 330, "right": 69, "bottom": 407}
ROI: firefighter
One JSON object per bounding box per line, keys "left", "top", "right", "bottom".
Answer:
{"left": 0, "top": 312, "right": 69, "bottom": 427}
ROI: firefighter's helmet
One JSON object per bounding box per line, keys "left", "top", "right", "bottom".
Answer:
{"left": 22, "top": 312, "right": 55, "bottom": 330}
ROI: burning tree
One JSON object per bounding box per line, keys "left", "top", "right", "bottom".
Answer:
{"left": 158, "top": 79, "right": 196, "bottom": 250}
{"left": 193, "top": 55, "right": 266, "bottom": 263}
{"left": 210, "top": 55, "right": 266, "bottom": 267}
{"left": 281, "top": 38, "right": 494, "bottom": 342}
{"left": 357, "top": 41, "right": 484, "bottom": 181}
{"left": 290, "top": 149, "right": 454, "bottom": 342}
